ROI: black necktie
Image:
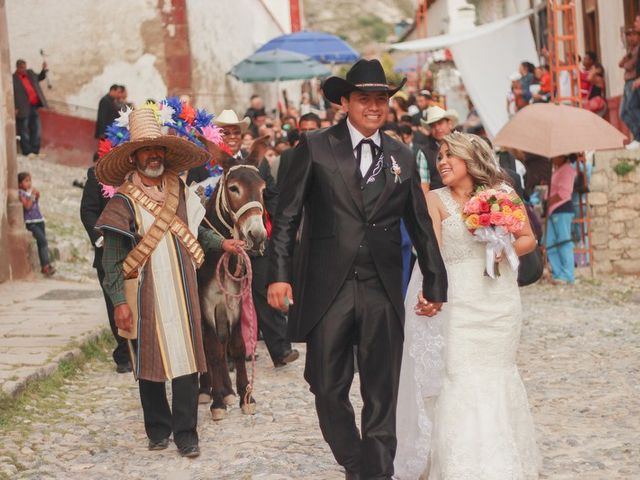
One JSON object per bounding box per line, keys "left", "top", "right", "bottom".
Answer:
{"left": 355, "top": 139, "right": 380, "bottom": 172}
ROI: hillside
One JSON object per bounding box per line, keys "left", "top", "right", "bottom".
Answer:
{"left": 302, "top": 0, "right": 415, "bottom": 52}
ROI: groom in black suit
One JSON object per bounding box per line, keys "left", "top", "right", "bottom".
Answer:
{"left": 267, "top": 60, "right": 447, "bottom": 480}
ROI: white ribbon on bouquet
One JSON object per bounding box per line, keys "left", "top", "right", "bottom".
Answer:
{"left": 472, "top": 226, "right": 519, "bottom": 278}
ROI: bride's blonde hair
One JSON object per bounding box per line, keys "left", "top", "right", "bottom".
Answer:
{"left": 441, "top": 131, "right": 506, "bottom": 189}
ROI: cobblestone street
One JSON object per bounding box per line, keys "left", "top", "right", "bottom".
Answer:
{"left": 0, "top": 276, "right": 638, "bottom": 479}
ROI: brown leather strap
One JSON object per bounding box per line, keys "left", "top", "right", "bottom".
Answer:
{"left": 122, "top": 174, "right": 204, "bottom": 278}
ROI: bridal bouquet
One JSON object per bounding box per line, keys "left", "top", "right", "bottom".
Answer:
{"left": 462, "top": 188, "right": 526, "bottom": 278}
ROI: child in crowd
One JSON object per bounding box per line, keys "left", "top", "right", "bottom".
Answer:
{"left": 17, "top": 172, "right": 55, "bottom": 276}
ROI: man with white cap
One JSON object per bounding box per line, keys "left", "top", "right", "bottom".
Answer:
{"left": 420, "top": 105, "right": 458, "bottom": 190}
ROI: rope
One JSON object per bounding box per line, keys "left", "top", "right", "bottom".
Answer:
{"left": 214, "top": 249, "right": 257, "bottom": 407}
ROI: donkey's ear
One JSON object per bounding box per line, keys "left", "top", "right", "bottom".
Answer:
{"left": 196, "top": 134, "right": 237, "bottom": 171}
{"left": 245, "top": 135, "right": 271, "bottom": 168}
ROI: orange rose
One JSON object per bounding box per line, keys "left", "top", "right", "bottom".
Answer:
{"left": 465, "top": 214, "right": 480, "bottom": 230}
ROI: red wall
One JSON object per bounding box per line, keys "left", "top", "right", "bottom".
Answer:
{"left": 40, "top": 110, "right": 96, "bottom": 167}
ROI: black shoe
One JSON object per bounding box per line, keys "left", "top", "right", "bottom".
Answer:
{"left": 345, "top": 471, "right": 360, "bottom": 480}
{"left": 116, "top": 362, "right": 132, "bottom": 373}
{"left": 274, "top": 349, "right": 299, "bottom": 367}
{"left": 178, "top": 444, "right": 200, "bottom": 458}
{"left": 148, "top": 438, "right": 170, "bottom": 451}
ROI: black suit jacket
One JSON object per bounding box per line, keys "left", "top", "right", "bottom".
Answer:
{"left": 95, "top": 94, "right": 119, "bottom": 139}
{"left": 80, "top": 167, "right": 110, "bottom": 269}
{"left": 258, "top": 158, "right": 279, "bottom": 217}
{"left": 13, "top": 69, "right": 48, "bottom": 119}
{"left": 268, "top": 120, "right": 447, "bottom": 342}
{"left": 276, "top": 147, "right": 295, "bottom": 192}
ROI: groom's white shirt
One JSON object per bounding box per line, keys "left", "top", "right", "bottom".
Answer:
{"left": 346, "top": 117, "right": 381, "bottom": 178}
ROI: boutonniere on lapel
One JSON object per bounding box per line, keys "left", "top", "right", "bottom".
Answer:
{"left": 390, "top": 155, "right": 402, "bottom": 183}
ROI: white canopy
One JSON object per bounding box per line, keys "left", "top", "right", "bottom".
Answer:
{"left": 391, "top": 9, "right": 537, "bottom": 52}
{"left": 392, "top": 9, "right": 540, "bottom": 137}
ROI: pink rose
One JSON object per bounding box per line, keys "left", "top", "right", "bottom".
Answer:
{"left": 479, "top": 213, "right": 491, "bottom": 227}
{"left": 502, "top": 215, "right": 522, "bottom": 233}
{"left": 464, "top": 198, "right": 481, "bottom": 215}
{"left": 490, "top": 211, "right": 505, "bottom": 225}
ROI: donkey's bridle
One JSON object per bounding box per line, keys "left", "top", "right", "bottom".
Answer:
{"left": 214, "top": 164, "right": 264, "bottom": 240}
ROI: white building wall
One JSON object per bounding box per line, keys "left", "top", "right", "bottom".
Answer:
{"left": 427, "top": 0, "right": 452, "bottom": 36}
{"left": 6, "top": 0, "right": 168, "bottom": 118}
{"left": 596, "top": 0, "right": 625, "bottom": 98}
{"left": 7, "top": 0, "right": 298, "bottom": 118}
{"left": 187, "top": 0, "right": 298, "bottom": 114}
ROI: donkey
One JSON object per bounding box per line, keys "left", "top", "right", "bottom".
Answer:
{"left": 196, "top": 136, "right": 268, "bottom": 420}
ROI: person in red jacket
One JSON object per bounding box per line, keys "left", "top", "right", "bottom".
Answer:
{"left": 13, "top": 59, "right": 48, "bottom": 156}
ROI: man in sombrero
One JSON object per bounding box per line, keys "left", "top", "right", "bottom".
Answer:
{"left": 267, "top": 59, "right": 448, "bottom": 479}
{"left": 95, "top": 107, "right": 243, "bottom": 458}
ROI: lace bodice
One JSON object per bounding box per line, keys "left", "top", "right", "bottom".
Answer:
{"left": 434, "top": 188, "right": 485, "bottom": 266}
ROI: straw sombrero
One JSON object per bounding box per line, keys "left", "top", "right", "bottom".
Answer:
{"left": 96, "top": 108, "right": 211, "bottom": 186}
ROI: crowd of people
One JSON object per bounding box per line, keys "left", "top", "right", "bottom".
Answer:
{"left": 507, "top": 55, "right": 606, "bottom": 118}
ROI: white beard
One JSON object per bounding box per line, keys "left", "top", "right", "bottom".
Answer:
{"left": 138, "top": 163, "right": 165, "bottom": 178}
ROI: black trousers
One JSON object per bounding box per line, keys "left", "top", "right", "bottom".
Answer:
{"left": 96, "top": 265, "right": 130, "bottom": 366}
{"left": 304, "top": 276, "right": 403, "bottom": 480}
{"left": 138, "top": 372, "right": 199, "bottom": 448}
{"left": 251, "top": 254, "right": 291, "bottom": 362}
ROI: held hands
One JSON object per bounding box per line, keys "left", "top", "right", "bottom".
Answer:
{"left": 222, "top": 239, "right": 245, "bottom": 255}
{"left": 114, "top": 303, "right": 133, "bottom": 332}
{"left": 267, "top": 282, "right": 293, "bottom": 312}
{"left": 415, "top": 292, "right": 443, "bottom": 317}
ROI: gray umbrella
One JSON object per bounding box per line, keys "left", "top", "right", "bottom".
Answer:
{"left": 229, "top": 49, "right": 331, "bottom": 82}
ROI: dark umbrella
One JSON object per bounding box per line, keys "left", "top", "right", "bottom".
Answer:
{"left": 255, "top": 31, "right": 359, "bottom": 64}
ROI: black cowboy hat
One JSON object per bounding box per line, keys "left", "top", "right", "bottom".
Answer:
{"left": 322, "top": 59, "right": 407, "bottom": 105}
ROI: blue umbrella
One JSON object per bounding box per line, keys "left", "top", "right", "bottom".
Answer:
{"left": 229, "top": 49, "right": 331, "bottom": 82}
{"left": 394, "top": 54, "right": 420, "bottom": 73}
{"left": 256, "top": 31, "right": 359, "bottom": 64}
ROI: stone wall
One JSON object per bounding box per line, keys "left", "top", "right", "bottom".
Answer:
{"left": 589, "top": 149, "right": 640, "bottom": 275}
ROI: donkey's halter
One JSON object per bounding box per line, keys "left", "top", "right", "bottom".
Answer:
{"left": 215, "top": 164, "right": 264, "bottom": 240}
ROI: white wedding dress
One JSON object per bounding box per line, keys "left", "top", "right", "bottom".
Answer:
{"left": 394, "top": 187, "right": 539, "bottom": 480}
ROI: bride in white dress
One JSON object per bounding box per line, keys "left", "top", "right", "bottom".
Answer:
{"left": 394, "top": 132, "right": 540, "bottom": 479}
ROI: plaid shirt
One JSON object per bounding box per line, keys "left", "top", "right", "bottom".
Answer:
{"left": 415, "top": 148, "right": 430, "bottom": 184}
